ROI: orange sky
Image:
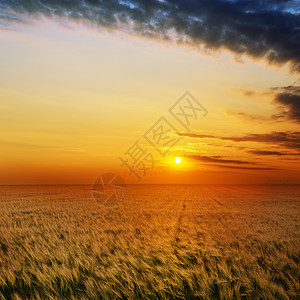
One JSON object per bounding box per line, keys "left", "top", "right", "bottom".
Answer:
{"left": 0, "top": 20, "right": 299, "bottom": 184}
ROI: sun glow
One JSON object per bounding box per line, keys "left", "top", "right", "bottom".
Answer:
{"left": 175, "top": 157, "right": 181, "bottom": 164}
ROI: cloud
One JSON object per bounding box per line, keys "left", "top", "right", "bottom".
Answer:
{"left": 232, "top": 89, "right": 258, "bottom": 97}
{"left": 242, "top": 90, "right": 256, "bottom": 97}
{"left": 226, "top": 111, "right": 285, "bottom": 123}
{"left": 248, "top": 150, "right": 287, "bottom": 156}
{"left": 184, "top": 154, "right": 278, "bottom": 170}
{"left": 228, "top": 84, "right": 300, "bottom": 124}
{"left": 178, "top": 131, "right": 300, "bottom": 151}
{"left": 210, "top": 164, "right": 278, "bottom": 170}
{"left": 273, "top": 85, "right": 300, "bottom": 122}
{"left": 184, "top": 154, "right": 253, "bottom": 164}
{"left": 0, "top": 0, "right": 299, "bottom": 71}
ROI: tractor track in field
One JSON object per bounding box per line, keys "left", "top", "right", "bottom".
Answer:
{"left": 170, "top": 185, "right": 194, "bottom": 258}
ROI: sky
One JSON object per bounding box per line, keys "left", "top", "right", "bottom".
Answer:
{"left": 0, "top": 0, "right": 300, "bottom": 184}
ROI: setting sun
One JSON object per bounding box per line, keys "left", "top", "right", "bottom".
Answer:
{"left": 175, "top": 157, "right": 181, "bottom": 164}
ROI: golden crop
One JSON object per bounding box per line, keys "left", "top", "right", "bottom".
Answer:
{"left": 0, "top": 184, "right": 299, "bottom": 299}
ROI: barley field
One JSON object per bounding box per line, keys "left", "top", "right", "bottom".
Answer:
{"left": 0, "top": 184, "right": 299, "bottom": 299}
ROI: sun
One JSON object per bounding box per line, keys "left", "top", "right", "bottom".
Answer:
{"left": 175, "top": 157, "right": 181, "bottom": 164}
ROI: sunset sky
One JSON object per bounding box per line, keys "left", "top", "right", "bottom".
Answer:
{"left": 0, "top": 0, "right": 300, "bottom": 184}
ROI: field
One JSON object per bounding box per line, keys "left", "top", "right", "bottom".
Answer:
{"left": 0, "top": 184, "right": 299, "bottom": 299}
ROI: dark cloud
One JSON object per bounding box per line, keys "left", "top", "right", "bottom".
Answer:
{"left": 210, "top": 164, "right": 278, "bottom": 170}
{"left": 227, "top": 111, "right": 285, "bottom": 122}
{"left": 184, "top": 154, "right": 278, "bottom": 170}
{"left": 228, "top": 84, "right": 300, "bottom": 124}
{"left": 248, "top": 150, "right": 286, "bottom": 156}
{"left": 273, "top": 85, "right": 300, "bottom": 122}
{"left": 0, "top": 0, "right": 299, "bottom": 71}
{"left": 179, "top": 131, "right": 300, "bottom": 151}
{"left": 184, "top": 154, "right": 253, "bottom": 164}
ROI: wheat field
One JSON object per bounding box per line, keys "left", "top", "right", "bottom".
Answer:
{"left": 0, "top": 184, "right": 299, "bottom": 299}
